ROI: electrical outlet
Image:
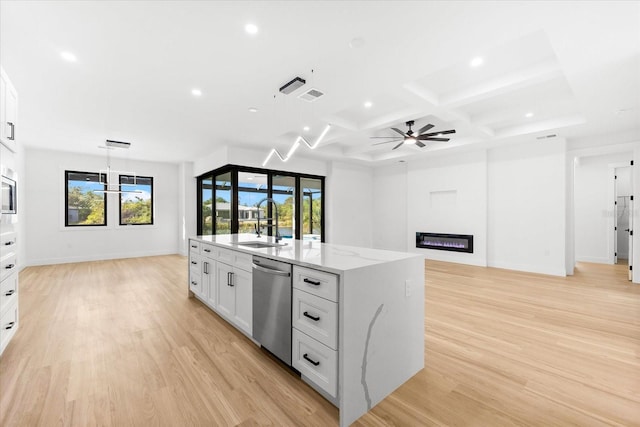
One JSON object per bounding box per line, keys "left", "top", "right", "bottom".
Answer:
{"left": 405, "top": 279, "right": 412, "bottom": 297}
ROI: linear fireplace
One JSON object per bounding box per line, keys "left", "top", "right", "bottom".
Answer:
{"left": 416, "top": 232, "right": 474, "bottom": 253}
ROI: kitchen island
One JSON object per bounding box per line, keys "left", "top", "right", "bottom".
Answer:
{"left": 188, "top": 234, "right": 424, "bottom": 427}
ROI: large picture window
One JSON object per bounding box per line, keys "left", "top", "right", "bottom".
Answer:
{"left": 65, "top": 171, "right": 107, "bottom": 226}
{"left": 197, "top": 165, "right": 324, "bottom": 241}
{"left": 119, "top": 175, "right": 153, "bottom": 225}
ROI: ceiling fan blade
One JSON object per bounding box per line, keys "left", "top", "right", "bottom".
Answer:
{"left": 418, "top": 129, "right": 456, "bottom": 138}
{"left": 390, "top": 127, "right": 406, "bottom": 137}
{"left": 372, "top": 139, "right": 403, "bottom": 146}
{"left": 391, "top": 141, "right": 405, "bottom": 150}
{"left": 421, "top": 137, "right": 450, "bottom": 142}
{"left": 417, "top": 123, "right": 434, "bottom": 134}
{"left": 415, "top": 140, "right": 426, "bottom": 148}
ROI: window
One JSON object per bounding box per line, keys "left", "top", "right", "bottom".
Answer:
{"left": 215, "top": 172, "right": 232, "bottom": 234}
{"left": 119, "top": 175, "right": 153, "bottom": 225}
{"left": 65, "top": 171, "right": 107, "bottom": 226}
{"left": 301, "top": 177, "right": 322, "bottom": 241}
{"left": 196, "top": 165, "right": 324, "bottom": 241}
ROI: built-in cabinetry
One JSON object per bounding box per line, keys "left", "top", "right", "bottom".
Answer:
{"left": 188, "top": 239, "right": 253, "bottom": 336}
{"left": 292, "top": 265, "right": 339, "bottom": 398}
{"left": 0, "top": 66, "right": 19, "bottom": 357}
{"left": 187, "top": 234, "right": 424, "bottom": 427}
{"left": 0, "top": 67, "right": 18, "bottom": 153}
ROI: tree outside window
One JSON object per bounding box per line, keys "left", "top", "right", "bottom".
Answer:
{"left": 65, "top": 171, "right": 107, "bottom": 226}
{"left": 119, "top": 175, "right": 153, "bottom": 225}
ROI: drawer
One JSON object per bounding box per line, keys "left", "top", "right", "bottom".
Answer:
{"left": 292, "top": 329, "right": 337, "bottom": 398}
{"left": 217, "top": 247, "right": 235, "bottom": 265}
{"left": 233, "top": 250, "right": 253, "bottom": 272}
{"left": 201, "top": 243, "right": 216, "bottom": 257}
{"left": 293, "top": 266, "right": 338, "bottom": 302}
{"left": 0, "top": 253, "right": 17, "bottom": 282}
{"left": 0, "top": 231, "right": 16, "bottom": 257}
{"left": 189, "top": 240, "right": 200, "bottom": 253}
{"left": 189, "top": 254, "right": 202, "bottom": 275}
{"left": 0, "top": 272, "right": 18, "bottom": 315}
{"left": 0, "top": 300, "right": 18, "bottom": 355}
{"left": 293, "top": 289, "right": 337, "bottom": 350}
{"left": 189, "top": 272, "right": 202, "bottom": 294}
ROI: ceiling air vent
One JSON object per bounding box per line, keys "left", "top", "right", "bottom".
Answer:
{"left": 536, "top": 134, "right": 557, "bottom": 140}
{"left": 298, "top": 88, "right": 324, "bottom": 103}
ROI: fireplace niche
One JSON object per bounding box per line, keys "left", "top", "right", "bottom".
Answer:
{"left": 416, "top": 232, "right": 473, "bottom": 253}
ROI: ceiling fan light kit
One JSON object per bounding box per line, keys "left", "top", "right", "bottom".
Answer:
{"left": 372, "top": 120, "right": 456, "bottom": 150}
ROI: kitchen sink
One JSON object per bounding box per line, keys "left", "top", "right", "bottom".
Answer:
{"left": 236, "top": 241, "right": 287, "bottom": 249}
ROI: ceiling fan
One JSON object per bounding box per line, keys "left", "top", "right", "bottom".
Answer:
{"left": 371, "top": 120, "right": 456, "bottom": 150}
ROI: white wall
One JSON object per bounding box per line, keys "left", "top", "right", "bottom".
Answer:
{"left": 178, "top": 161, "right": 197, "bottom": 256}
{"left": 573, "top": 152, "right": 631, "bottom": 263}
{"left": 406, "top": 150, "right": 488, "bottom": 266}
{"left": 372, "top": 162, "right": 407, "bottom": 252}
{"left": 487, "top": 138, "right": 567, "bottom": 276}
{"left": 24, "top": 148, "right": 180, "bottom": 265}
{"left": 193, "top": 145, "right": 327, "bottom": 177}
{"left": 326, "top": 161, "right": 373, "bottom": 247}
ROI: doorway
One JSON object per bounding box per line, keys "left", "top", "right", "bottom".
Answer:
{"left": 614, "top": 166, "right": 632, "bottom": 279}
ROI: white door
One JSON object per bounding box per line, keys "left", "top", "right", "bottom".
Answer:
{"left": 217, "top": 262, "right": 235, "bottom": 319}
{"left": 233, "top": 268, "right": 252, "bottom": 335}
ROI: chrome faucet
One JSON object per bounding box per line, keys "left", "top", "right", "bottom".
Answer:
{"left": 255, "top": 197, "right": 282, "bottom": 243}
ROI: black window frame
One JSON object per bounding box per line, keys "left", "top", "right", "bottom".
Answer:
{"left": 119, "top": 175, "right": 154, "bottom": 226}
{"left": 64, "top": 170, "right": 108, "bottom": 227}
{"left": 196, "top": 164, "right": 325, "bottom": 241}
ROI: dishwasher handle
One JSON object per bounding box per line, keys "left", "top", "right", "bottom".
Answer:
{"left": 252, "top": 262, "right": 291, "bottom": 277}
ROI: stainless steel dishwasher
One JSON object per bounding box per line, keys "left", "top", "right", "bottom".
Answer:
{"left": 252, "top": 256, "right": 292, "bottom": 366}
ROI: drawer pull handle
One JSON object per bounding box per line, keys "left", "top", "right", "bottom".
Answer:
{"left": 303, "top": 278, "right": 321, "bottom": 286}
{"left": 5, "top": 264, "right": 15, "bottom": 270}
{"left": 191, "top": 245, "right": 197, "bottom": 248}
{"left": 191, "top": 281, "right": 197, "bottom": 286}
{"left": 204, "top": 248, "right": 211, "bottom": 253}
{"left": 4, "top": 241, "right": 14, "bottom": 246}
{"left": 4, "top": 321, "right": 15, "bottom": 330}
{"left": 303, "top": 353, "right": 320, "bottom": 366}
{"left": 191, "top": 261, "right": 197, "bottom": 265}
{"left": 4, "top": 290, "right": 15, "bottom": 296}
{"left": 7, "top": 122, "right": 15, "bottom": 140}
{"left": 303, "top": 311, "right": 320, "bottom": 322}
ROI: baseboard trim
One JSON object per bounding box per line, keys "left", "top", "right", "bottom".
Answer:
{"left": 27, "top": 250, "right": 181, "bottom": 267}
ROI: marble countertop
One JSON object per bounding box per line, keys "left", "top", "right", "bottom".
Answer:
{"left": 191, "top": 234, "right": 422, "bottom": 274}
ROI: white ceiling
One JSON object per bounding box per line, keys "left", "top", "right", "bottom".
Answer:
{"left": 1, "top": 1, "right": 639, "bottom": 164}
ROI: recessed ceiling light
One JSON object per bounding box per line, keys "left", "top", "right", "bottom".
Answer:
{"left": 349, "top": 37, "right": 365, "bottom": 49}
{"left": 191, "top": 89, "right": 202, "bottom": 97}
{"left": 303, "top": 126, "right": 310, "bottom": 132}
{"left": 245, "top": 23, "right": 258, "bottom": 35}
{"left": 248, "top": 107, "right": 258, "bottom": 113}
{"left": 470, "top": 57, "right": 483, "bottom": 67}
{"left": 525, "top": 112, "right": 534, "bottom": 118}
{"left": 364, "top": 101, "right": 373, "bottom": 108}
{"left": 60, "top": 51, "right": 77, "bottom": 62}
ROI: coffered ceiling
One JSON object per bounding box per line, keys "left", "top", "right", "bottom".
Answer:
{"left": 1, "top": 1, "right": 638, "bottom": 164}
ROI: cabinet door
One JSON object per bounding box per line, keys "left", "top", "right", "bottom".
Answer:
{"left": 0, "top": 74, "right": 6, "bottom": 142}
{"left": 233, "top": 268, "right": 252, "bottom": 335}
{"left": 217, "top": 262, "right": 235, "bottom": 319}
{"left": 203, "top": 259, "right": 216, "bottom": 306}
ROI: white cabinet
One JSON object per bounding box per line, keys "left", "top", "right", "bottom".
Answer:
{"left": 217, "top": 261, "right": 252, "bottom": 335}
{"left": 0, "top": 67, "right": 18, "bottom": 153}
{"left": 292, "top": 265, "right": 339, "bottom": 398}
{"left": 188, "top": 239, "right": 252, "bottom": 336}
{"left": 201, "top": 244, "right": 217, "bottom": 307}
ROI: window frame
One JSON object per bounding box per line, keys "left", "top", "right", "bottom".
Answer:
{"left": 64, "top": 170, "right": 108, "bottom": 227}
{"left": 196, "top": 164, "right": 325, "bottom": 241}
{"left": 118, "top": 175, "right": 154, "bottom": 226}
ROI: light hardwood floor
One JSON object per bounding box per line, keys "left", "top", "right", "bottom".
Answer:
{"left": 1, "top": 256, "right": 638, "bottom": 426}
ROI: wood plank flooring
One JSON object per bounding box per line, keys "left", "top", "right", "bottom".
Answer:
{"left": 1, "top": 256, "right": 638, "bottom": 426}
